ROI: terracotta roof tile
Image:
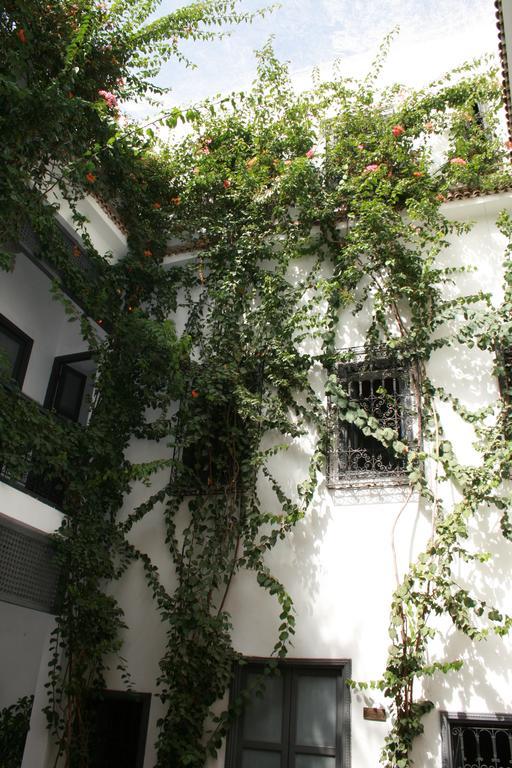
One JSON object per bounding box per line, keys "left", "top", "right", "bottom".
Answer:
{"left": 495, "top": 0, "right": 512, "bottom": 141}
{"left": 90, "top": 192, "right": 128, "bottom": 235}
{"left": 165, "top": 239, "right": 209, "bottom": 256}
{"left": 445, "top": 184, "right": 512, "bottom": 200}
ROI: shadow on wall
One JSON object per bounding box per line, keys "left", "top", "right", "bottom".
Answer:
{"left": 410, "top": 508, "right": 512, "bottom": 768}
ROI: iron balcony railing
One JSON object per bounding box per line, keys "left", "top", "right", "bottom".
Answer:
{"left": 0, "top": 383, "right": 80, "bottom": 509}
{"left": 18, "top": 219, "right": 99, "bottom": 282}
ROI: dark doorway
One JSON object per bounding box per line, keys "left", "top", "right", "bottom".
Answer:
{"left": 88, "top": 690, "right": 151, "bottom": 768}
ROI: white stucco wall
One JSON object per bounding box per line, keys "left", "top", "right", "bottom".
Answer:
{"left": 0, "top": 602, "right": 55, "bottom": 710}
{"left": 50, "top": 190, "right": 127, "bottom": 263}
{"left": 0, "top": 252, "right": 91, "bottom": 403}
{"left": 21, "top": 192, "right": 512, "bottom": 768}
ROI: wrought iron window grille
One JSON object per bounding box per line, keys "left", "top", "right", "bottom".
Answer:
{"left": 441, "top": 711, "right": 512, "bottom": 768}
{"left": 327, "top": 348, "right": 415, "bottom": 488}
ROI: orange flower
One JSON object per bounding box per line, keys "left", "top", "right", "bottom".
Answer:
{"left": 223, "top": 179, "right": 231, "bottom": 189}
{"left": 505, "top": 140, "right": 512, "bottom": 150}
{"left": 412, "top": 171, "right": 423, "bottom": 178}
{"left": 392, "top": 124, "right": 405, "bottom": 138}
{"left": 450, "top": 157, "right": 467, "bottom": 166}
{"left": 72, "top": 245, "right": 81, "bottom": 258}
{"left": 191, "top": 389, "right": 199, "bottom": 398}
{"left": 144, "top": 249, "right": 153, "bottom": 258}
{"left": 152, "top": 201, "right": 161, "bottom": 209}
{"left": 436, "top": 193, "right": 446, "bottom": 202}
{"left": 86, "top": 172, "right": 96, "bottom": 183}
{"left": 16, "top": 28, "right": 27, "bottom": 44}
{"left": 170, "top": 196, "right": 181, "bottom": 205}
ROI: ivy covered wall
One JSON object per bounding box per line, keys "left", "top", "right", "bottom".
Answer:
{"left": 2, "top": 3, "right": 512, "bottom": 767}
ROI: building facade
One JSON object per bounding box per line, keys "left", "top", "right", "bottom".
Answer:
{"left": 2, "top": 4, "right": 512, "bottom": 768}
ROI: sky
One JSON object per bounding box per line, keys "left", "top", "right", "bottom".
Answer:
{"left": 128, "top": 0, "right": 500, "bottom": 119}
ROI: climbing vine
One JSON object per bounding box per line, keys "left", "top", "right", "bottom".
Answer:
{"left": 2, "top": 3, "right": 512, "bottom": 767}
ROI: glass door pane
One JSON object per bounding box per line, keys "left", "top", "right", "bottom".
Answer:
{"left": 242, "top": 750, "right": 281, "bottom": 768}
{"left": 295, "top": 755, "right": 335, "bottom": 768}
{"left": 296, "top": 675, "right": 337, "bottom": 748}
{"left": 243, "top": 673, "right": 283, "bottom": 743}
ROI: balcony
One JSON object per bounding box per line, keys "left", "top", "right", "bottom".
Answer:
{"left": 0, "top": 383, "right": 82, "bottom": 514}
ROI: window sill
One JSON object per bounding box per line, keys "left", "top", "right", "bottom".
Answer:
{"left": 327, "top": 471, "right": 410, "bottom": 490}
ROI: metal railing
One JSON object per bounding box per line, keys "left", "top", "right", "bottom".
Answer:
{"left": 449, "top": 721, "right": 512, "bottom": 767}
{"left": 327, "top": 350, "right": 415, "bottom": 487}
{"left": 0, "top": 383, "right": 78, "bottom": 509}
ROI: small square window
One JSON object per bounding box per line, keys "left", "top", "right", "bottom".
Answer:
{"left": 441, "top": 711, "right": 512, "bottom": 768}
{"left": 0, "top": 313, "right": 33, "bottom": 387}
{"left": 327, "top": 350, "right": 414, "bottom": 487}
{"left": 226, "top": 660, "right": 351, "bottom": 768}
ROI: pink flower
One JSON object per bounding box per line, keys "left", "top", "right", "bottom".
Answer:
{"left": 199, "top": 146, "right": 210, "bottom": 155}
{"left": 223, "top": 179, "right": 231, "bottom": 189}
{"left": 364, "top": 164, "right": 380, "bottom": 173}
{"left": 450, "top": 157, "right": 467, "bottom": 166}
{"left": 392, "top": 124, "right": 405, "bottom": 138}
{"left": 357, "top": 144, "right": 365, "bottom": 150}
{"left": 305, "top": 148, "right": 315, "bottom": 159}
{"left": 98, "top": 89, "right": 117, "bottom": 109}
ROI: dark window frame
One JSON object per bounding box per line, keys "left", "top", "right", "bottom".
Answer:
{"left": 0, "top": 312, "right": 33, "bottom": 387}
{"left": 441, "top": 710, "right": 512, "bottom": 768}
{"left": 225, "top": 658, "right": 351, "bottom": 768}
{"left": 327, "top": 349, "right": 415, "bottom": 488}
{"left": 44, "top": 352, "right": 91, "bottom": 423}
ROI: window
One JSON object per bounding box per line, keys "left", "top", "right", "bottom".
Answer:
{"left": 0, "top": 313, "right": 33, "bottom": 387}
{"left": 327, "top": 350, "right": 414, "bottom": 487}
{"left": 226, "top": 660, "right": 351, "bottom": 768}
{"left": 44, "top": 353, "right": 95, "bottom": 424}
{"left": 441, "top": 712, "right": 512, "bottom": 768}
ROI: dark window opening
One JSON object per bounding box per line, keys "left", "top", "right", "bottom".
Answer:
{"left": 226, "top": 660, "right": 351, "bottom": 768}
{"left": 179, "top": 432, "right": 237, "bottom": 491}
{"left": 0, "top": 313, "right": 33, "bottom": 387}
{"left": 328, "top": 352, "right": 414, "bottom": 487}
{"left": 174, "top": 405, "right": 251, "bottom": 493}
{"left": 45, "top": 353, "right": 95, "bottom": 425}
{"left": 441, "top": 712, "right": 512, "bottom": 768}
{"left": 87, "top": 690, "right": 151, "bottom": 768}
